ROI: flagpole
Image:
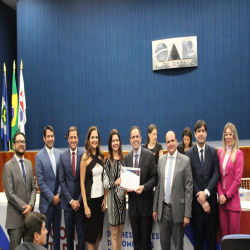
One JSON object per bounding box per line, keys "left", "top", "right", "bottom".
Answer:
{"left": 3, "top": 63, "right": 11, "bottom": 151}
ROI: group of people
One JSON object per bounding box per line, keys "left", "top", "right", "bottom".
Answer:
{"left": 2, "top": 120, "right": 243, "bottom": 250}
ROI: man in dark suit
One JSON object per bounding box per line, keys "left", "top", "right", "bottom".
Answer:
{"left": 185, "top": 120, "right": 220, "bottom": 250}
{"left": 3, "top": 132, "right": 37, "bottom": 250}
{"left": 59, "top": 126, "right": 85, "bottom": 250}
{"left": 35, "top": 126, "right": 61, "bottom": 249}
{"left": 153, "top": 131, "right": 193, "bottom": 250}
{"left": 125, "top": 126, "right": 157, "bottom": 250}
{"left": 15, "top": 212, "right": 48, "bottom": 250}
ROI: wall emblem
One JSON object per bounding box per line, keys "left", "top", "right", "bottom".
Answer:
{"left": 152, "top": 36, "right": 198, "bottom": 70}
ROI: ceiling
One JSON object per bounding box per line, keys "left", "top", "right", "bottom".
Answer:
{"left": 1, "top": 0, "right": 16, "bottom": 10}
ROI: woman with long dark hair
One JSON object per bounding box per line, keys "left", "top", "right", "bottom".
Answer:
{"left": 80, "top": 126, "right": 106, "bottom": 250}
{"left": 143, "top": 124, "right": 163, "bottom": 166}
{"left": 103, "top": 129, "right": 126, "bottom": 250}
{"left": 177, "top": 127, "right": 194, "bottom": 154}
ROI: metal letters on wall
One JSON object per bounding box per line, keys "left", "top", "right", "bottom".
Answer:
{"left": 152, "top": 36, "right": 198, "bottom": 70}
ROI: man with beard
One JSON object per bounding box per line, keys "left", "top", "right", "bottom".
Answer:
{"left": 3, "top": 132, "right": 37, "bottom": 250}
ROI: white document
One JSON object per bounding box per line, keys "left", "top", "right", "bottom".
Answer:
{"left": 120, "top": 166, "right": 140, "bottom": 190}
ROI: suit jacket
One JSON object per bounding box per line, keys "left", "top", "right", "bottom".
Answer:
{"left": 125, "top": 147, "right": 157, "bottom": 216}
{"left": 217, "top": 148, "right": 243, "bottom": 211}
{"left": 15, "top": 241, "right": 46, "bottom": 250}
{"left": 35, "top": 147, "right": 61, "bottom": 213}
{"left": 3, "top": 156, "right": 37, "bottom": 229}
{"left": 185, "top": 144, "right": 220, "bottom": 215}
{"left": 59, "top": 148, "right": 84, "bottom": 211}
{"left": 153, "top": 152, "right": 193, "bottom": 223}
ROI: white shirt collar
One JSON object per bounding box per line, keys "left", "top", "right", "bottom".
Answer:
{"left": 167, "top": 149, "right": 177, "bottom": 159}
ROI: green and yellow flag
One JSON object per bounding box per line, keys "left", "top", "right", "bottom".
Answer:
{"left": 11, "top": 61, "right": 18, "bottom": 149}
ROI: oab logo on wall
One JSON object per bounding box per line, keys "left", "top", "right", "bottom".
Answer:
{"left": 152, "top": 36, "right": 198, "bottom": 70}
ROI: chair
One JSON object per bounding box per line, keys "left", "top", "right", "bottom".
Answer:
{"left": 241, "top": 178, "right": 250, "bottom": 189}
{"left": 221, "top": 234, "right": 250, "bottom": 250}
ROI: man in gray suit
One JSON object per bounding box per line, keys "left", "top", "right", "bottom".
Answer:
{"left": 153, "top": 131, "right": 193, "bottom": 250}
{"left": 3, "top": 132, "right": 37, "bottom": 250}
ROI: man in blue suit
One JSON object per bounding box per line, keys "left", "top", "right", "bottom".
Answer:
{"left": 185, "top": 120, "right": 220, "bottom": 250}
{"left": 59, "top": 126, "right": 85, "bottom": 250}
{"left": 35, "top": 125, "right": 61, "bottom": 249}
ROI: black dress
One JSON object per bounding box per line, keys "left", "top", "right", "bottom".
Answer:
{"left": 85, "top": 153, "right": 104, "bottom": 244}
{"left": 143, "top": 142, "right": 163, "bottom": 166}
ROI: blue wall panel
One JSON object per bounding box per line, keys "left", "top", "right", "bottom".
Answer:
{"left": 16, "top": 0, "right": 250, "bottom": 149}
{"left": 0, "top": 2, "right": 17, "bottom": 151}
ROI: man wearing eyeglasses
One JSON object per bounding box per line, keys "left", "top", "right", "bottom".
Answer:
{"left": 125, "top": 126, "right": 157, "bottom": 250}
{"left": 3, "top": 132, "right": 37, "bottom": 250}
{"left": 185, "top": 120, "right": 220, "bottom": 250}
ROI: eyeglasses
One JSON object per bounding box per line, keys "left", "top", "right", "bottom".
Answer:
{"left": 131, "top": 135, "right": 140, "bottom": 140}
{"left": 224, "top": 133, "right": 233, "bottom": 138}
{"left": 14, "top": 140, "right": 26, "bottom": 145}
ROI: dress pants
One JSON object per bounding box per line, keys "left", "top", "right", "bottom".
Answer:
{"left": 44, "top": 205, "right": 61, "bottom": 249}
{"left": 129, "top": 211, "right": 153, "bottom": 250}
{"left": 219, "top": 208, "right": 241, "bottom": 236}
{"left": 64, "top": 209, "right": 85, "bottom": 250}
{"left": 7, "top": 228, "right": 23, "bottom": 250}
{"left": 158, "top": 203, "right": 184, "bottom": 250}
{"left": 192, "top": 212, "right": 217, "bottom": 250}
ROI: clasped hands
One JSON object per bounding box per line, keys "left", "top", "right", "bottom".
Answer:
{"left": 196, "top": 191, "right": 210, "bottom": 214}
{"left": 71, "top": 200, "right": 80, "bottom": 212}
{"left": 218, "top": 194, "right": 227, "bottom": 205}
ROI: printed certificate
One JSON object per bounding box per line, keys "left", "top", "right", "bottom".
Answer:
{"left": 120, "top": 167, "right": 140, "bottom": 190}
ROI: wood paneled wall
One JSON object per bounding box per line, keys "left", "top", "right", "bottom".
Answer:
{"left": 0, "top": 147, "right": 249, "bottom": 192}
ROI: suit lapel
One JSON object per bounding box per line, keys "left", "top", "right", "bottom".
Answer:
{"left": 138, "top": 147, "right": 144, "bottom": 169}
{"left": 54, "top": 149, "right": 61, "bottom": 175}
{"left": 172, "top": 152, "right": 181, "bottom": 184}
{"left": 12, "top": 156, "right": 26, "bottom": 187}
{"left": 161, "top": 155, "right": 167, "bottom": 185}
{"left": 127, "top": 151, "right": 133, "bottom": 167}
{"left": 203, "top": 144, "right": 210, "bottom": 175}
{"left": 43, "top": 147, "right": 55, "bottom": 178}
{"left": 75, "top": 149, "right": 81, "bottom": 177}
{"left": 67, "top": 149, "right": 74, "bottom": 179}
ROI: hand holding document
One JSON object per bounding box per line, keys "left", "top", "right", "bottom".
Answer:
{"left": 120, "top": 167, "right": 140, "bottom": 190}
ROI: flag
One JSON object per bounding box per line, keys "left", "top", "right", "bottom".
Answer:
{"left": 18, "top": 67, "right": 26, "bottom": 133}
{"left": 1, "top": 72, "right": 10, "bottom": 151}
{"left": 11, "top": 68, "right": 18, "bottom": 149}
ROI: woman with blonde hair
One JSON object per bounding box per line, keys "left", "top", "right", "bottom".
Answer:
{"left": 103, "top": 129, "right": 126, "bottom": 250}
{"left": 80, "top": 126, "right": 107, "bottom": 250}
{"left": 217, "top": 122, "right": 243, "bottom": 236}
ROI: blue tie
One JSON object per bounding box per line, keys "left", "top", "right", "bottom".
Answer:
{"left": 165, "top": 156, "right": 173, "bottom": 204}
{"left": 20, "top": 160, "right": 26, "bottom": 184}
{"left": 200, "top": 149, "right": 204, "bottom": 170}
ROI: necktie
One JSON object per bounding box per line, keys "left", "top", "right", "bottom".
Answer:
{"left": 200, "top": 149, "right": 204, "bottom": 170}
{"left": 20, "top": 160, "right": 26, "bottom": 184}
{"left": 49, "top": 150, "right": 56, "bottom": 176}
{"left": 165, "top": 156, "right": 173, "bottom": 204}
{"left": 134, "top": 154, "right": 138, "bottom": 168}
{"left": 72, "top": 152, "right": 76, "bottom": 177}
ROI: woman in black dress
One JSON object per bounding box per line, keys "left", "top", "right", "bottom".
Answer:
{"left": 177, "top": 127, "right": 194, "bottom": 154}
{"left": 80, "top": 126, "right": 107, "bottom": 250}
{"left": 143, "top": 124, "right": 163, "bottom": 166}
{"left": 103, "top": 129, "right": 126, "bottom": 250}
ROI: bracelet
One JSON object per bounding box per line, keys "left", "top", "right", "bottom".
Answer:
{"left": 225, "top": 194, "right": 229, "bottom": 200}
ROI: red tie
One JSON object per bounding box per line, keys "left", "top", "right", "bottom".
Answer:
{"left": 72, "top": 152, "right": 76, "bottom": 177}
